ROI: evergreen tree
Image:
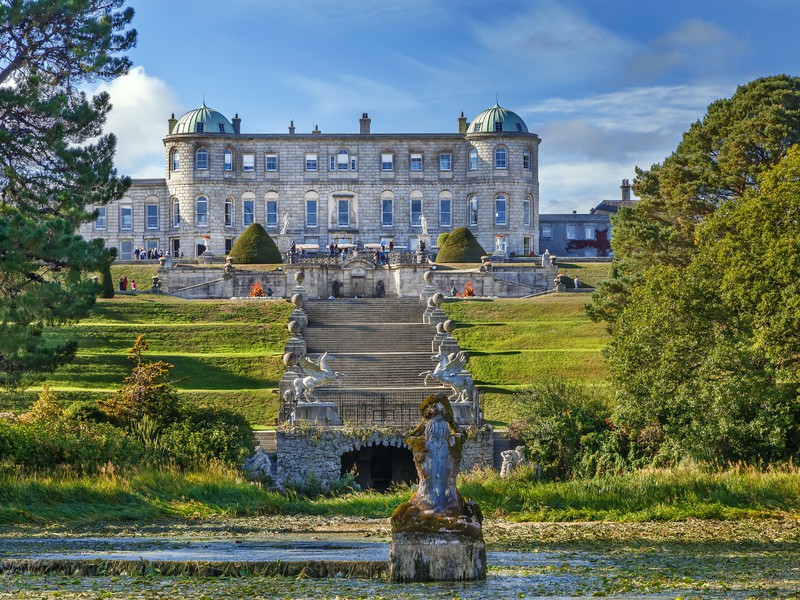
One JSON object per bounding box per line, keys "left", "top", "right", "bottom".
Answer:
{"left": 435, "top": 227, "right": 486, "bottom": 263}
{"left": 0, "top": 0, "right": 136, "bottom": 388}
{"left": 229, "top": 223, "right": 282, "bottom": 264}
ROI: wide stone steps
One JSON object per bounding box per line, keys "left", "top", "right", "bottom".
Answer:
{"left": 304, "top": 324, "right": 434, "bottom": 353}
{"left": 302, "top": 352, "right": 442, "bottom": 388}
{"left": 304, "top": 299, "right": 425, "bottom": 324}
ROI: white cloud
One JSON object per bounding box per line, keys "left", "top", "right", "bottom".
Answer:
{"left": 88, "top": 66, "right": 183, "bottom": 178}
{"left": 539, "top": 160, "right": 645, "bottom": 214}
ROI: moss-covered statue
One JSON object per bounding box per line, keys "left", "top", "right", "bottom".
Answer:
{"left": 389, "top": 393, "right": 486, "bottom": 582}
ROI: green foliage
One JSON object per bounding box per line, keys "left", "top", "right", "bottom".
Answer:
{"left": 435, "top": 227, "right": 486, "bottom": 263}
{"left": 511, "top": 380, "right": 622, "bottom": 480}
{"left": 99, "top": 336, "right": 181, "bottom": 426}
{"left": 0, "top": 0, "right": 136, "bottom": 388}
{"left": 98, "top": 257, "right": 115, "bottom": 299}
{"left": 228, "top": 223, "right": 282, "bottom": 264}
{"left": 436, "top": 232, "right": 450, "bottom": 247}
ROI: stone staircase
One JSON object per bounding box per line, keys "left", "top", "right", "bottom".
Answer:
{"left": 300, "top": 298, "right": 449, "bottom": 397}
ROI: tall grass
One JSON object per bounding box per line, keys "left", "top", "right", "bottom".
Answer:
{"left": 2, "top": 463, "right": 799, "bottom": 525}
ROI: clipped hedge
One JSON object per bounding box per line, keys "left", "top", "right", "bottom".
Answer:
{"left": 436, "top": 227, "right": 486, "bottom": 263}
{"left": 228, "top": 223, "right": 282, "bottom": 264}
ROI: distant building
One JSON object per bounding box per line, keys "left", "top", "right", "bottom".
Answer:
{"left": 538, "top": 179, "right": 636, "bottom": 258}
{"left": 80, "top": 103, "right": 541, "bottom": 260}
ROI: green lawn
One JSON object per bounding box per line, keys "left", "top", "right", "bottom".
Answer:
{"left": 0, "top": 278, "right": 612, "bottom": 428}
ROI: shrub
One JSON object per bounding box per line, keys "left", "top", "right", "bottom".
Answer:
{"left": 512, "top": 380, "right": 624, "bottom": 480}
{"left": 437, "top": 232, "right": 450, "bottom": 247}
{"left": 98, "top": 257, "right": 115, "bottom": 299}
{"left": 435, "top": 227, "right": 486, "bottom": 263}
{"left": 229, "top": 223, "right": 282, "bottom": 264}
{"left": 160, "top": 405, "right": 255, "bottom": 467}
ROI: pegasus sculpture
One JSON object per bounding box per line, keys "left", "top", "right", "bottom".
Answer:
{"left": 286, "top": 352, "right": 346, "bottom": 403}
{"left": 419, "top": 350, "right": 474, "bottom": 403}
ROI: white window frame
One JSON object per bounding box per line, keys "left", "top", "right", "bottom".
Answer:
{"left": 495, "top": 194, "right": 507, "bottom": 225}
{"left": 171, "top": 199, "right": 180, "bottom": 228}
{"left": 146, "top": 204, "right": 159, "bottom": 230}
{"left": 542, "top": 223, "right": 552, "bottom": 239}
{"left": 585, "top": 224, "right": 597, "bottom": 240}
{"left": 523, "top": 148, "right": 531, "bottom": 170}
{"left": 306, "top": 199, "right": 318, "bottom": 227}
{"left": 95, "top": 206, "right": 106, "bottom": 230}
{"left": 494, "top": 146, "right": 507, "bottom": 170}
{"left": 266, "top": 199, "right": 278, "bottom": 228}
{"left": 439, "top": 153, "right": 451, "bottom": 171}
{"left": 171, "top": 149, "right": 179, "bottom": 171}
{"left": 265, "top": 154, "right": 278, "bottom": 171}
{"left": 382, "top": 198, "right": 393, "bottom": 227}
{"left": 120, "top": 206, "right": 132, "bottom": 231}
{"left": 224, "top": 198, "right": 234, "bottom": 227}
{"left": 468, "top": 148, "right": 478, "bottom": 171}
{"left": 381, "top": 153, "right": 394, "bottom": 172}
{"left": 195, "top": 197, "right": 208, "bottom": 227}
{"left": 440, "top": 197, "right": 451, "bottom": 227}
{"left": 410, "top": 153, "right": 423, "bottom": 171}
{"left": 411, "top": 197, "right": 422, "bottom": 227}
{"left": 119, "top": 240, "right": 133, "bottom": 261}
{"left": 195, "top": 148, "right": 208, "bottom": 170}
{"left": 566, "top": 224, "right": 578, "bottom": 240}
{"left": 305, "top": 153, "right": 318, "bottom": 171}
{"left": 337, "top": 198, "right": 350, "bottom": 227}
{"left": 224, "top": 149, "right": 233, "bottom": 171}
{"left": 469, "top": 195, "right": 478, "bottom": 226}
{"left": 243, "top": 199, "right": 255, "bottom": 226}
{"left": 242, "top": 153, "right": 255, "bottom": 172}
{"left": 337, "top": 150, "right": 349, "bottom": 171}
{"left": 523, "top": 197, "right": 531, "bottom": 226}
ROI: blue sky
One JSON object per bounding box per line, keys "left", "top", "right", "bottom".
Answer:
{"left": 92, "top": 0, "right": 800, "bottom": 213}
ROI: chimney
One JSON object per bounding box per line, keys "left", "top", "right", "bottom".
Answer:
{"left": 289, "top": 120, "right": 295, "bottom": 135}
{"left": 457, "top": 111, "right": 468, "bottom": 134}
{"left": 312, "top": 124, "right": 321, "bottom": 135}
{"left": 232, "top": 113, "right": 241, "bottom": 135}
{"left": 620, "top": 178, "right": 631, "bottom": 202}
{"left": 359, "top": 112, "right": 371, "bottom": 135}
{"left": 168, "top": 112, "right": 177, "bottom": 134}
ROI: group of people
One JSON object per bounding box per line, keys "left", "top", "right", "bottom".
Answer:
{"left": 132, "top": 247, "right": 185, "bottom": 260}
{"left": 118, "top": 276, "right": 136, "bottom": 291}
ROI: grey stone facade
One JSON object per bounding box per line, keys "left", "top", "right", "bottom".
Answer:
{"left": 79, "top": 106, "right": 541, "bottom": 260}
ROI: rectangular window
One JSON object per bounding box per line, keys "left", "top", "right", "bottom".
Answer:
{"left": 120, "top": 241, "right": 133, "bottom": 261}
{"left": 120, "top": 206, "right": 132, "bottom": 230}
{"left": 224, "top": 151, "right": 233, "bottom": 171}
{"left": 584, "top": 224, "right": 596, "bottom": 240}
{"left": 242, "top": 153, "right": 255, "bottom": 172}
{"left": 305, "top": 153, "right": 318, "bottom": 171}
{"left": 306, "top": 200, "right": 318, "bottom": 227}
{"left": 523, "top": 199, "right": 531, "bottom": 226}
{"left": 410, "top": 153, "right": 423, "bottom": 171}
{"left": 172, "top": 202, "right": 180, "bottom": 227}
{"left": 266, "top": 200, "right": 278, "bottom": 228}
{"left": 243, "top": 200, "right": 254, "bottom": 226}
{"left": 337, "top": 199, "right": 349, "bottom": 227}
{"left": 265, "top": 154, "right": 278, "bottom": 171}
{"left": 382, "top": 199, "right": 393, "bottom": 226}
{"left": 523, "top": 151, "right": 531, "bottom": 170}
{"left": 337, "top": 153, "right": 349, "bottom": 171}
{"left": 225, "top": 238, "right": 233, "bottom": 254}
{"left": 495, "top": 197, "right": 507, "bottom": 225}
{"left": 439, "top": 153, "right": 451, "bottom": 171}
{"left": 440, "top": 198, "right": 451, "bottom": 227}
{"left": 381, "top": 153, "right": 393, "bottom": 171}
{"left": 95, "top": 206, "right": 106, "bottom": 230}
{"left": 351, "top": 158, "right": 357, "bottom": 171}
{"left": 224, "top": 200, "right": 233, "bottom": 227}
{"left": 566, "top": 224, "right": 578, "bottom": 240}
{"left": 542, "top": 223, "right": 552, "bottom": 239}
{"left": 523, "top": 236, "right": 532, "bottom": 256}
{"left": 146, "top": 204, "right": 158, "bottom": 229}
{"left": 411, "top": 199, "right": 422, "bottom": 227}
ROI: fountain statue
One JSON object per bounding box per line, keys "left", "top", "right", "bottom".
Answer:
{"left": 389, "top": 393, "right": 486, "bottom": 582}
{"left": 283, "top": 352, "right": 346, "bottom": 403}
{"left": 419, "top": 349, "right": 474, "bottom": 403}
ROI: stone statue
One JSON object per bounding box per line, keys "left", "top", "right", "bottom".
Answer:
{"left": 280, "top": 212, "right": 291, "bottom": 235}
{"left": 419, "top": 214, "right": 428, "bottom": 234}
{"left": 390, "top": 394, "right": 486, "bottom": 582}
{"left": 500, "top": 446, "right": 526, "bottom": 478}
{"left": 285, "top": 352, "right": 346, "bottom": 403}
{"left": 419, "top": 349, "right": 474, "bottom": 403}
{"left": 541, "top": 249, "right": 551, "bottom": 267}
{"left": 242, "top": 447, "right": 272, "bottom": 481}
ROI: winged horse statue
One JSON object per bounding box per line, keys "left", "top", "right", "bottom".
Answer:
{"left": 419, "top": 349, "right": 474, "bottom": 403}
{"left": 285, "top": 352, "right": 346, "bottom": 403}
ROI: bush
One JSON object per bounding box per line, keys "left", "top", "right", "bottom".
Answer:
{"left": 160, "top": 405, "right": 255, "bottom": 467}
{"left": 512, "top": 380, "right": 624, "bottom": 480}
{"left": 435, "top": 227, "right": 486, "bottom": 263}
{"left": 228, "top": 223, "right": 282, "bottom": 264}
{"left": 437, "top": 232, "right": 450, "bottom": 247}
{"left": 98, "top": 257, "right": 115, "bottom": 299}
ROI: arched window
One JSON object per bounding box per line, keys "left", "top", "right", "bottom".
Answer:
{"left": 195, "top": 196, "right": 208, "bottom": 226}
{"left": 468, "top": 147, "right": 478, "bottom": 171}
{"left": 242, "top": 192, "right": 255, "bottom": 226}
{"left": 195, "top": 148, "right": 208, "bottom": 170}
{"left": 523, "top": 148, "right": 531, "bottom": 170}
{"left": 171, "top": 149, "right": 179, "bottom": 171}
{"left": 171, "top": 198, "right": 180, "bottom": 227}
{"left": 224, "top": 149, "right": 233, "bottom": 171}
{"left": 337, "top": 149, "right": 349, "bottom": 171}
{"left": 381, "top": 190, "right": 394, "bottom": 227}
{"left": 439, "top": 191, "right": 452, "bottom": 228}
{"left": 468, "top": 194, "right": 478, "bottom": 226}
{"left": 305, "top": 190, "right": 319, "bottom": 227}
{"left": 224, "top": 197, "right": 234, "bottom": 227}
{"left": 494, "top": 146, "right": 507, "bottom": 170}
{"left": 523, "top": 195, "right": 532, "bottom": 226}
{"left": 410, "top": 190, "right": 423, "bottom": 228}
{"left": 495, "top": 194, "right": 507, "bottom": 225}
{"left": 265, "top": 191, "right": 279, "bottom": 228}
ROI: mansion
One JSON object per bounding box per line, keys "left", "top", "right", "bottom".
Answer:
{"left": 80, "top": 103, "right": 541, "bottom": 260}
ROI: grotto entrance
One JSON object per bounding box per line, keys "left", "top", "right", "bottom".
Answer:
{"left": 340, "top": 444, "right": 416, "bottom": 491}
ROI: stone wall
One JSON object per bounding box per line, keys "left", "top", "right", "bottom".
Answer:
{"left": 275, "top": 426, "right": 494, "bottom": 487}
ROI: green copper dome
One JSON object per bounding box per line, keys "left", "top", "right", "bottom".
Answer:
{"left": 467, "top": 104, "right": 528, "bottom": 134}
{"left": 173, "top": 103, "right": 233, "bottom": 134}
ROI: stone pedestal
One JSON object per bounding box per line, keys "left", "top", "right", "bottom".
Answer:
{"left": 451, "top": 401, "right": 475, "bottom": 426}
{"left": 276, "top": 234, "right": 291, "bottom": 255}
{"left": 429, "top": 307, "right": 447, "bottom": 328}
{"left": 292, "top": 401, "right": 342, "bottom": 426}
{"left": 390, "top": 531, "right": 486, "bottom": 582}
{"left": 290, "top": 308, "right": 308, "bottom": 330}
{"left": 284, "top": 336, "right": 306, "bottom": 358}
